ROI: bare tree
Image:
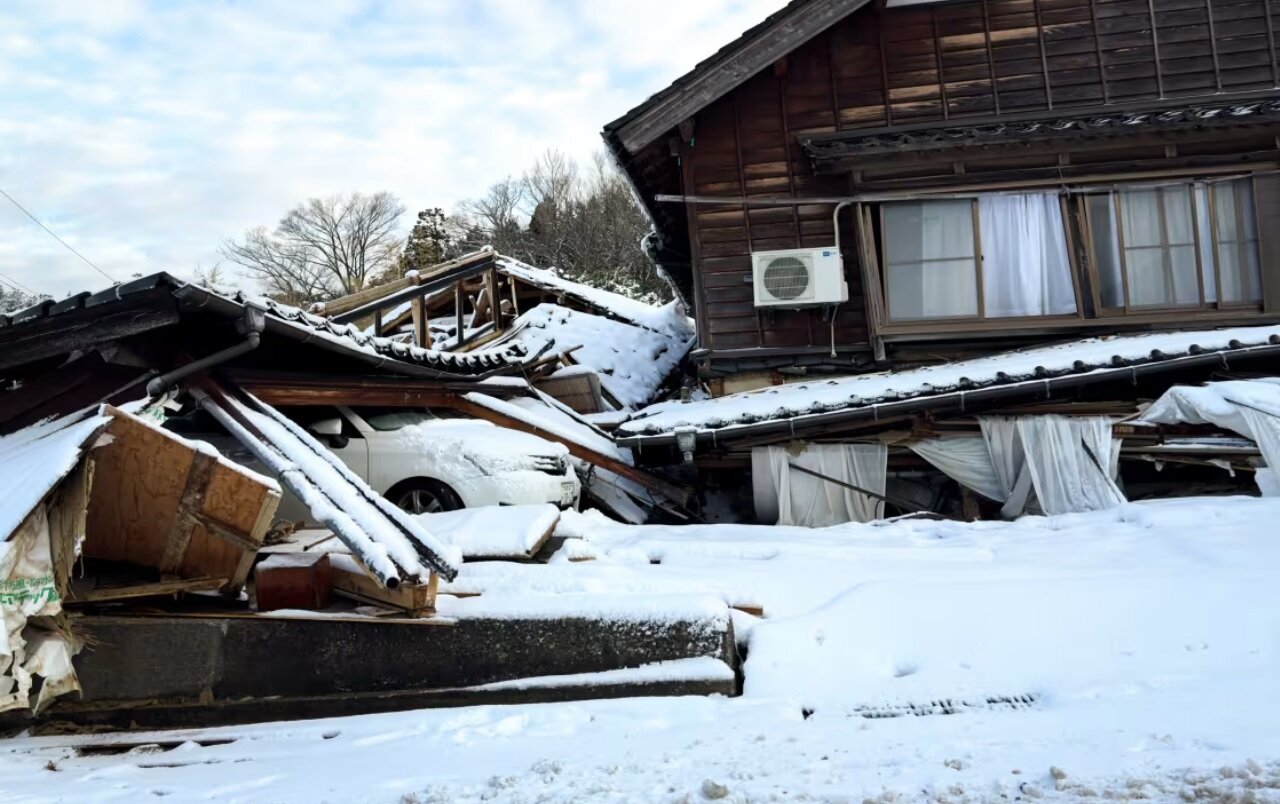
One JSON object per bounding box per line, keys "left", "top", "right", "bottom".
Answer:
{"left": 457, "top": 177, "right": 525, "bottom": 255}
{"left": 222, "top": 192, "right": 406, "bottom": 304}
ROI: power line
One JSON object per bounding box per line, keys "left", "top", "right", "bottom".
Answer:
{"left": 0, "top": 185, "right": 116, "bottom": 283}
{"left": 0, "top": 267, "right": 36, "bottom": 296}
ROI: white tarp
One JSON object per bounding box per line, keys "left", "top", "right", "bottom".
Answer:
{"left": 1139, "top": 379, "right": 1280, "bottom": 497}
{"left": 910, "top": 415, "right": 1125, "bottom": 517}
{"left": 753, "top": 443, "right": 887, "bottom": 527}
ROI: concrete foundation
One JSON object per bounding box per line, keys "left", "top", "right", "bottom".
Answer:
{"left": 4, "top": 610, "right": 737, "bottom": 731}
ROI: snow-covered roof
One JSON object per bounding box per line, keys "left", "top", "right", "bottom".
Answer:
{"left": 178, "top": 284, "right": 527, "bottom": 377}
{"left": 619, "top": 324, "right": 1280, "bottom": 444}
{"left": 497, "top": 303, "right": 693, "bottom": 410}
{"left": 0, "top": 411, "right": 108, "bottom": 539}
{"left": 0, "top": 272, "right": 527, "bottom": 379}
{"left": 497, "top": 257, "right": 694, "bottom": 341}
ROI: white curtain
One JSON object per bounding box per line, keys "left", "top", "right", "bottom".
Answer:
{"left": 1140, "top": 379, "right": 1280, "bottom": 497}
{"left": 909, "top": 436, "right": 1005, "bottom": 503}
{"left": 1118, "top": 187, "right": 1200, "bottom": 307}
{"left": 979, "top": 193, "right": 1077, "bottom": 318}
{"left": 909, "top": 416, "right": 1126, "bottom": 518}
{"left": 884, "top": 200, "right": 978, "bottom": 320}
{"left": 754, "top": 443, "right": 887, "bottom": 527}
{"left": 1015, "top": 417, "right": 1126, "bottom": 515}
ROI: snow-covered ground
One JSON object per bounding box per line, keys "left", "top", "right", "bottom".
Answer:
{"left": 4, "top": 496, "right": 1280, "bottom": 802}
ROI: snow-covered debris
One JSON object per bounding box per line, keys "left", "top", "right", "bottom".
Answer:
{"left": 467, "top": 657, "right": 735, "bottom": 692}
{"left": 620, "top": 323, "right": 1280, "bottom": 439}
{"left": 5, "top": 495, "right": 1280, "bottom": 802}
{"left": 497, "top": 256, "right": 695, "bottom": 341}
{"left": 414, "top": 504, "right": 560, "bottom": 560}
{"left": 1140, "top": 379, "right": 1280, "bottom": 494}
{"left": 501, "top": 303, "right": 691, "bottom": 409}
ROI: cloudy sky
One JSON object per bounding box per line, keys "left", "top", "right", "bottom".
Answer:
{"left": 0, "top": 0, "right": 784, "bottom": 298}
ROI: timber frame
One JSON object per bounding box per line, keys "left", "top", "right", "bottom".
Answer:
{"left": 604, "top": 0, "right": 1280, "bottom": 386}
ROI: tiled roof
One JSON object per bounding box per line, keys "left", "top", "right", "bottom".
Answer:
{"left": 0, "top": 272, "right": 527, "bottom": 378}
{"left": 618, "top": 324, "right": 1280, "bottom": 446}
{"left": 802, "top": 96, "right": 1280, "bottom": 162}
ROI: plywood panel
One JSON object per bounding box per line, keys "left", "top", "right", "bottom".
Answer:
{"left": 85, "top": 408, "right": 279, "bottom": 594}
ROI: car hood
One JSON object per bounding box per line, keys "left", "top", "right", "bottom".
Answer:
{"left": 397, "top": 419, "right": 570, "bottom": 465}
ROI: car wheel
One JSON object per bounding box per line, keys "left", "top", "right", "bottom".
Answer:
{"left": 388, "top": 479, "right": 463, "bottom": 515}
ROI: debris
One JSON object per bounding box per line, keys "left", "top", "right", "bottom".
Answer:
{"left": 254, "top": 553, "right": 332, "bottom": 612}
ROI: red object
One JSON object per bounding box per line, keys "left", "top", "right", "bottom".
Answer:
{"left": 254, "top": 552, "right": 333, "bottom": 611}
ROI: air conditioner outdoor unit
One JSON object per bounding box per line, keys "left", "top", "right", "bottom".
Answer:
{"left": 751, "top": 247, "right": 848, "bottom": 308}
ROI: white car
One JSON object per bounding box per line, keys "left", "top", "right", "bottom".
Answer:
{"left": 170, "top": 405, "right": 580, "bottom": 521}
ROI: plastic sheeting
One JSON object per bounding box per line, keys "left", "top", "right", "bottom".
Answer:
{"left": 752, "top": 443, "right": 887, "bottom": 527}
{"left": 910, "top": 415, "right": 1125, "bottom": 517}
{"left": 1139, "top": 379, "right": 1280, "bottom": 497}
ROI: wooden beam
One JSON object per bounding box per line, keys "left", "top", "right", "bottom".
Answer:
{"left": 412, "top": 296, "right": 430, "bottom": 348}
{"left": 450, "top": 396, "right": 691, "bottom": 506}
{"left": 159, "top": 451, "right": 218, "bottom": 574}
{"left": 0, "top": 303, "right": 179, "bottom": 372}
{"left": 225, "top": 371, "right": 529, "bottom": 401}
{"left": 485, "top": 269, "right": 502, "bottom": 332}
{"left": 193, "top": 512, "right": 262, "bottom": 554}
{"left": 70, "top": 576, "right": 229, "bottom": 604}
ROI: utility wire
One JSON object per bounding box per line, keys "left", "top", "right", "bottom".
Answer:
{"left": 0, "top": 267, "right": 36, "bottom": 296}
{"left": 0, "top": 185, "right": 116, "bottom": 283}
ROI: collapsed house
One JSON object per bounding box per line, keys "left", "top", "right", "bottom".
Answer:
{"left": 309, "top": 247, "right": 697, "bottom": 415}
{"left": 602, "top": 0, "right": 1280, "bottom": 523}
{"left": 0, "top": 273, "right": 721, "bottom": 730}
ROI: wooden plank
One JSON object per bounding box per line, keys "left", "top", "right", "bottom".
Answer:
{"left": 69, "top": 576, "right": 229, "bottom": 604}
{"left": 159, "top": 451, "right": 217, "bottom": 574}
{"left": 312, "top": 276, "right": 414, "bottom": 318}
{"left": 330, "top": 559, "right": 437, "bottom": 616}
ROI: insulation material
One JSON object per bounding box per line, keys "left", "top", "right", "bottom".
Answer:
{"left": 753, "top": 443, "right": 887, "bottom": 527}
{"left": 0, "top": 418, "right": 100, "bottom": 714}
{"left": 1139, "top": 379, "right": 1280, "bottom": 496}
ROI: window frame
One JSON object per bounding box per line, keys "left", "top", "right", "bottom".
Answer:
{"left": 879, "top": 198, "right": 986, "bottom": 324}
{"left": 864, "top": 172, "right": 1274, "bottom": 339}
{"left": 1079, "top": 177, "right": 1264, "bottom": 316}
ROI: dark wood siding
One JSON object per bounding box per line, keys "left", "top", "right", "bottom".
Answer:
{"left": 680, "top": 0, "right": 1280, "bottom": 358}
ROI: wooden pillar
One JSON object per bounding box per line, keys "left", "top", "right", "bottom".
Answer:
{"left": 454, "top": 283, "right": 466, "bottom": 348}
{"left": 485, "top": 268, "right": 502, "bottom": 332}
{"left": 373, "top": 309, "right": 383, "bottom": 338}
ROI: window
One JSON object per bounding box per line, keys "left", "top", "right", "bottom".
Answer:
{"left": 1211, "top": 178, "right": 1262, "bottom": 304}
{"left": 882, "top": 193, "right": 1077, "bottom": 322}
{"left": 883, "top": 199, "right": 979, "bottom": 321}
{"left": 1085, "top": 178, "right": 1262, "bottom": 310}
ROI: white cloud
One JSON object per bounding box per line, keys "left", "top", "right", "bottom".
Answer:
{"left": 0, "top": 0, "right": 785, "bottom": 298}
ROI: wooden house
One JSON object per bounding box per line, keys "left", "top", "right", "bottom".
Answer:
{"left": 604, "top": 0, "right": 1280, "bottom": 393}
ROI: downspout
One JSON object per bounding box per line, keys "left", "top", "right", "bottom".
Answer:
{"left": 146, "top": 303, "right": 267, "bottom": 398}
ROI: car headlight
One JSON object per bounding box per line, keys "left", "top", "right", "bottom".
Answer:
{"left": 530, "top": 455, "right": 568, "bottom": 475}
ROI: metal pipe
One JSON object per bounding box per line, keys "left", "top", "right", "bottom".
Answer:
{"left": 146, "top": 308, "right": 264, "bottom": 398}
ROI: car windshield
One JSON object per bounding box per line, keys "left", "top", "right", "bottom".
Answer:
{"left": 356, "top": 408, "right": 437, "bottom": 432}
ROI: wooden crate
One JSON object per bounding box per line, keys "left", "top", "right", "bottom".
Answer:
{"left": 83, "top": 406, "right": 281, "bottom": 596}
